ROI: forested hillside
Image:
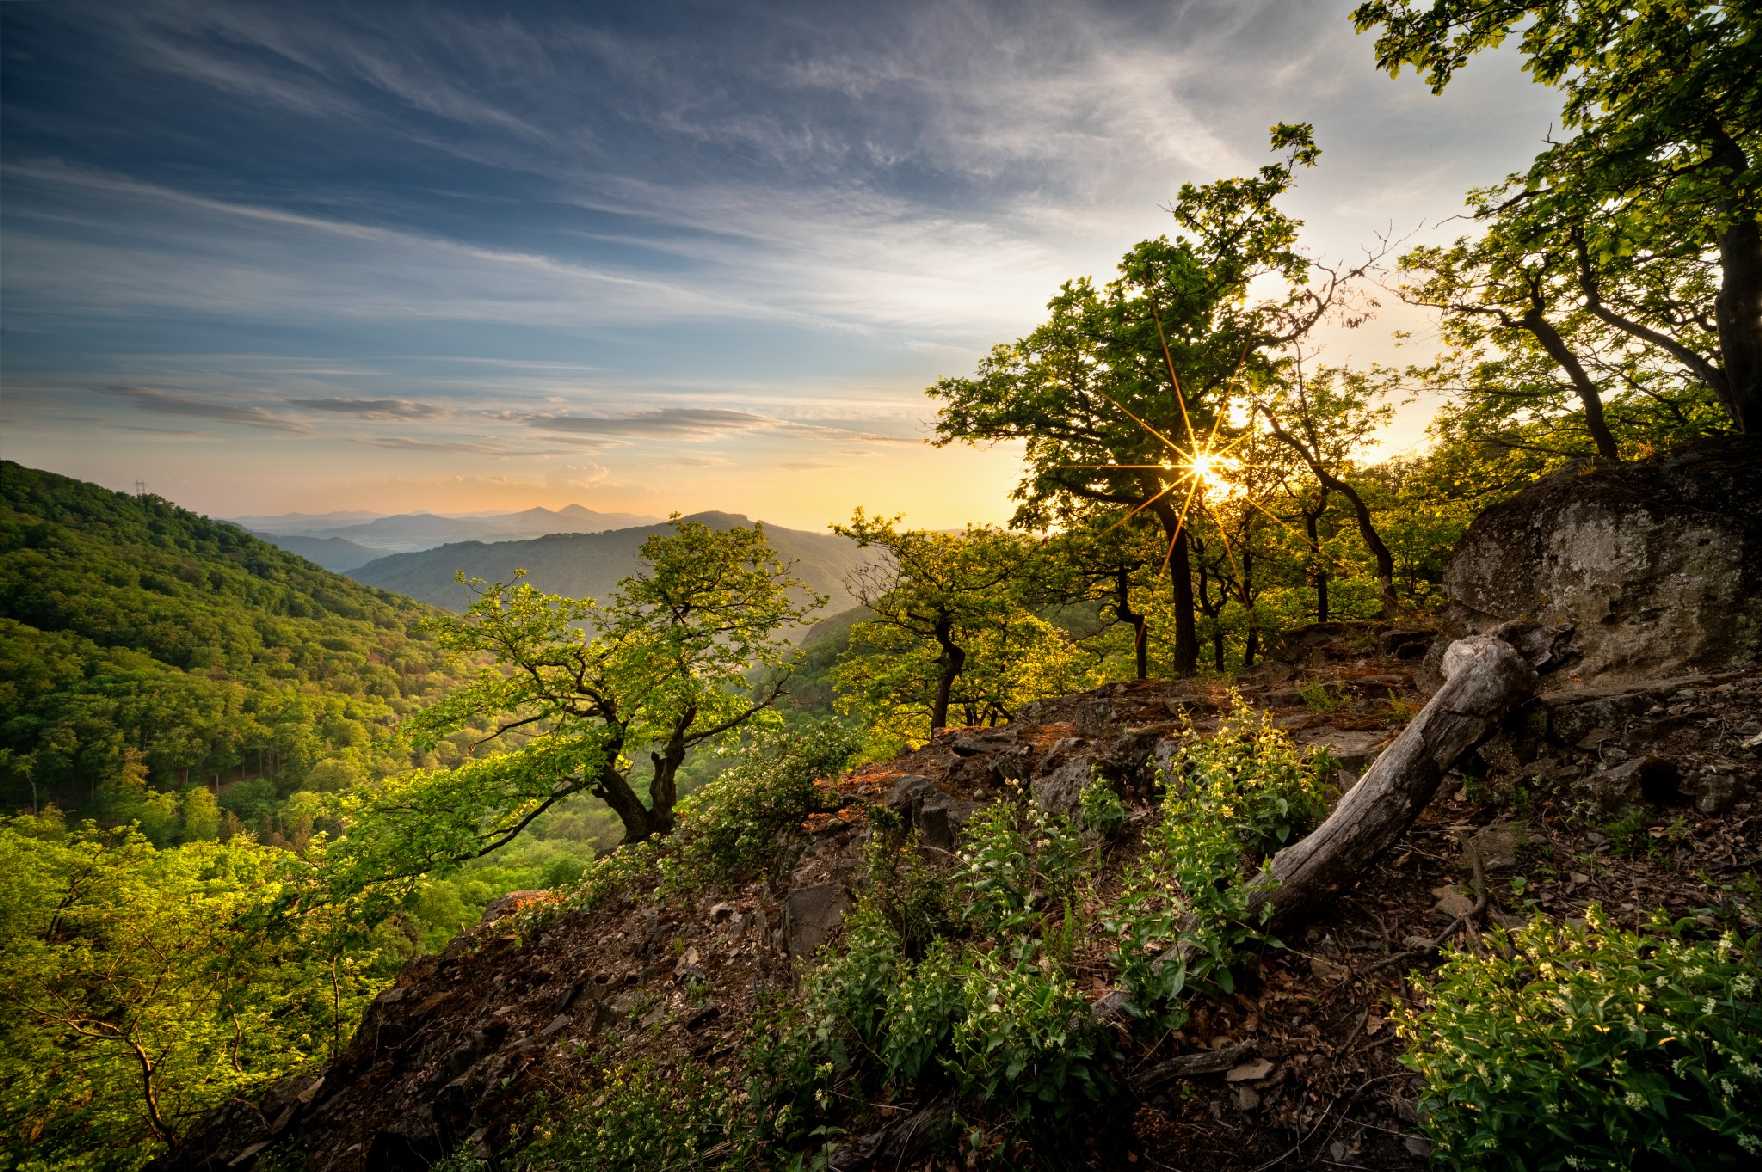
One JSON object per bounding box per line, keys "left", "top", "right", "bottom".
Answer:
{"left": 0, "top": 461, "right": 454, "bottom": 835}
{"left": 348, "top": 510, "right": 878, "bottom": 630}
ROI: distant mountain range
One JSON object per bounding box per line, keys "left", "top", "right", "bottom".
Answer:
{"left": 346, "top": 510, "right": 880, "bottom": 636}
{"left": 238, "top": 504, "right": 663, "bottom": 570}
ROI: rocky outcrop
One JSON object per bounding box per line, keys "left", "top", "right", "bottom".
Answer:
{"left": 1440, "top": 438, "right": 1762, "bottom": 685}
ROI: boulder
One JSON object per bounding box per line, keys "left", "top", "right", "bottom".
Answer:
{"left": 1439, "top": 439, "right": 1762, "bottom": 685}
{"left": 783, "top": 882, "right": 849, "bottom": 958}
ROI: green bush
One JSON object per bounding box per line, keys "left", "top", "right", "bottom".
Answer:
{"left": 880, "top": 939, "right": 965, "bottom": 1085}
{"left": 1077, "top": 775, "right": 1127, "bottom": 839}
{"left": 517, "top": 1060, "right": 737, "bottom": 1169}
{"left": 1399, "top": 906, "right": 1762, "bottom": 1170}
{"left": 954, "top": 788, "right": 1083, "bottom": 961}
{"left": 1104, "top": 698, "right": 1328, "bottom": 1018}
{"left": 665, "top": 720, "right": 856, "bottom": 889}
{"left": 801, "top": 902, "right": 901, "bottom": 1062}
{"left": 946, "top": 950, "right": 1107, "bottom": 1121}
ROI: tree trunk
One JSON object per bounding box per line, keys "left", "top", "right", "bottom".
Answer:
{"left": 646, "top": 715, "right": 693, "bottom": 838}
{"left": 1136, "top": 634, "right": 1542, "bottom": 995}
{"left": 1304, "top": 507, "right": 1329, "bottom": 622}
{"left": 1153, "top": 507, "right": 1200, "bottom": 676}
{"left": 1707, "top": 124, "right": 1762, "bottom": 435}
{"left": 595, "top": 764, "right": 656, "bottom": 844}
{"left": 1113, "top": 568, "right": 1148, "bottom": 681}
{"left": 930, "top": 620, "right": 966, "bottom": 733}
{"left": 1716, "top": 214, "right": 1762, "bottom": 434}
{"left": 1520, "top": 308, "right": 1620, "bottom": 460}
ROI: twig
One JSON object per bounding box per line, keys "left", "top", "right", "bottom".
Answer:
{"left": 1365, "top": 841, "right": 1491, "bottom": 974}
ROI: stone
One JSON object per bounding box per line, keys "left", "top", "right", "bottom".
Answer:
{"left": 478, "top": 889, "right": 547, "bottom": 925}
{"left": 917, "top": 803, "right": 956, "bottom": 851}
{"left": 1432, "top": 884, "right": 1477, "bottom": 919}
{"left": 783, "top": 882, "right": 849, "bottom": 957}
{"left": 1029, "top": 756, "right": 1094, "bottom": 816}
{"left": 1579, "top": 756, "right": 1681, "bottom": 811}
{"left": 1300, "top": 728, "right": 1390, "bottom": 778}
{"left": 1226, "top": 1058, "right": 1274, "bottom": 1082}
{"left": 1439, "top": 439, "right": 1762, "bottom": 686}
{"left": 1466, "top": 820, "right": 1529, "bottom": 870}
{"left": 1695, "top": 769, "right": 1740, "bottom": 814}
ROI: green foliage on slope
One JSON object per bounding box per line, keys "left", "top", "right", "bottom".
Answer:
{"left": 0, "top": 461, "right": 454, "bottom": 828}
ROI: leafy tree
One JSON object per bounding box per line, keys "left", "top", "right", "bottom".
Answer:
{"left": 1255, "top": 363, "right": 1400, "bottom": 617}
{"left": 326, "top": 520, "right": 816, "bottom": 904}
{"left": 1354, "top": 0, "right": 1762, "bottom": 433}
{"left": 0, "top": 821, "right": 386, "bottom": 1168}
{"left": 1028, "top": 513, "right": 1165, "bottom": 681}
{"left": 832, "top": 514, "right": 1047, "bottom": 737}
{"left": 931, "top": 125, "right": 1368, "bottom": 673}
{"left": 1396, "top": 229, "right": 1624, "bottom": 459}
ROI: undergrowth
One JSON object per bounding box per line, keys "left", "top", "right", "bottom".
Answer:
{"left": 1104, "top": 696, "right": 1330, "bottom": 1023}
{"left": 1399, "top": 906, "right": 1762, "bottom": 1170}
{"left": 508, "top": 699, "right": 1333, "bottom": 1167}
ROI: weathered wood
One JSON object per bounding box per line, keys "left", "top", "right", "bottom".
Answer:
{"left": 1129, "top": 634, "right": 1540, "bottom": 997}
{"left": 1129, "top": 1040, "right": 1257, "bottom": 1093}
{"left": 1246, "top": 634, "right": 1538, "bottom": 925}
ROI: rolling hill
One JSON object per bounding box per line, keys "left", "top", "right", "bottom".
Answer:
{"left": 348, "top": 511, "right": 880, "bottom": 634}
{"left": 0, "top": 461, "right": 454, "bottom": 814}
{"left": 251, "top": 532, "right": 388, "bottom": 572}
{"left": 246, "top": 504, "right": 661, "bottom": 553}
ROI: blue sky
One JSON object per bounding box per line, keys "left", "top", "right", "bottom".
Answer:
{"left": 1, "top": 0, "right": 1562, "bottom": 527}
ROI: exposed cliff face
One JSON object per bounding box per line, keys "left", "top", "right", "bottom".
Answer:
{"left": 1441, "top": 438, "right": 1762, "bottom": 684}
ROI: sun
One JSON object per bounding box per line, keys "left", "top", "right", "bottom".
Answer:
{"left": 1185, "top": 450, "right": 1242, "bottom": 499}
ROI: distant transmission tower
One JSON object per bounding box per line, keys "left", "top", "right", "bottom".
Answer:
{"left": 134, "top": 480, "right": 148, "bottom": 499}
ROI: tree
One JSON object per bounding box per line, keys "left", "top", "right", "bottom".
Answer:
{"left": 1029, "top": 513, "right": 1165, "bottom": 681}
{"left": 326, "top": 519, "right": 815, "bottom": 902}
{"left": 1255, "top": 363, "right": 1400, "bottom": 617}
{"left": 930, "top": 126, "right": 1344, "bottom": 675}
{"left": 0, "top": 821, "right": 385, "bottom": 1168}
{"left": 1396, "top": 230, "right": 1622, "bottom": 459}
{"left": 1354, "top": 0, "right": 1762, "bottom": 433}
{"left": 832, "top": 514, "right": 1039, "bottom": 736}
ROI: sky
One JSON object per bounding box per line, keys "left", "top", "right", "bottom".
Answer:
{"left": 0, "top": 0, "right": 1564, "bottom": 530}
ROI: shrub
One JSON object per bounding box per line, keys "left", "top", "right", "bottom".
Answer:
{"left": 946, "top": 950, "right": 1107, "bottom": 1121}
{"left": 800, "top": 901, "right": 901, "bottom": 1064}
{"left": 880, "top": 939, "right": 966, "bottom": 1085}
{"left": 1077, "top": 775, "right": 1127, "bottom": 839}
{"left": 954, "top": 788, "right": 1084, "bottom": 961}
{"left": 665, "top": 720, "right": 857, "bottom": 889}
{"left": 517, "top": 1060, "right": 736, "bottom": 1169}
{"left": 1104, "top": 697, "right": 1328, "bottom": 1018}
{"left": 1398, "top": 906, "right": 1762, "bottom": 1170}
{"left": 863, "top": 828, "right": 950, "bottom": 956}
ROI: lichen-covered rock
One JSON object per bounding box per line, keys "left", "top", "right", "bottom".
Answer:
{"left": 1441, "top": 438, "right": 1762, "bottom": 684}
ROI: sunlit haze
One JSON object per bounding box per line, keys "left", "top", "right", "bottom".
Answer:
{"left": 1, "top": 0, "right": 1562, "bottom": 530}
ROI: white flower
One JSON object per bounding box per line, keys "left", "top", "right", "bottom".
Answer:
{"left": 1624, "top": 1090, "right": 1647, "bottom": 1110}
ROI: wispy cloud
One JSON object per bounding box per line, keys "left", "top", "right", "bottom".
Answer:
{"left": 109, "top": 386, "right": 309, "bottom": 433}
{"left": 526, "top": 407, "right": 771, "bottom": 442}
{"left": 289, "top": 397, "right": 447, "bottom": 419}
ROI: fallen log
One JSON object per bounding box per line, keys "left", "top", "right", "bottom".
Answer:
{"left": 1130, "top": 632, "right": 1545, "bottom": 997}
{"left": 1247, "top": 633, "right": 1540, "bottom": 925}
